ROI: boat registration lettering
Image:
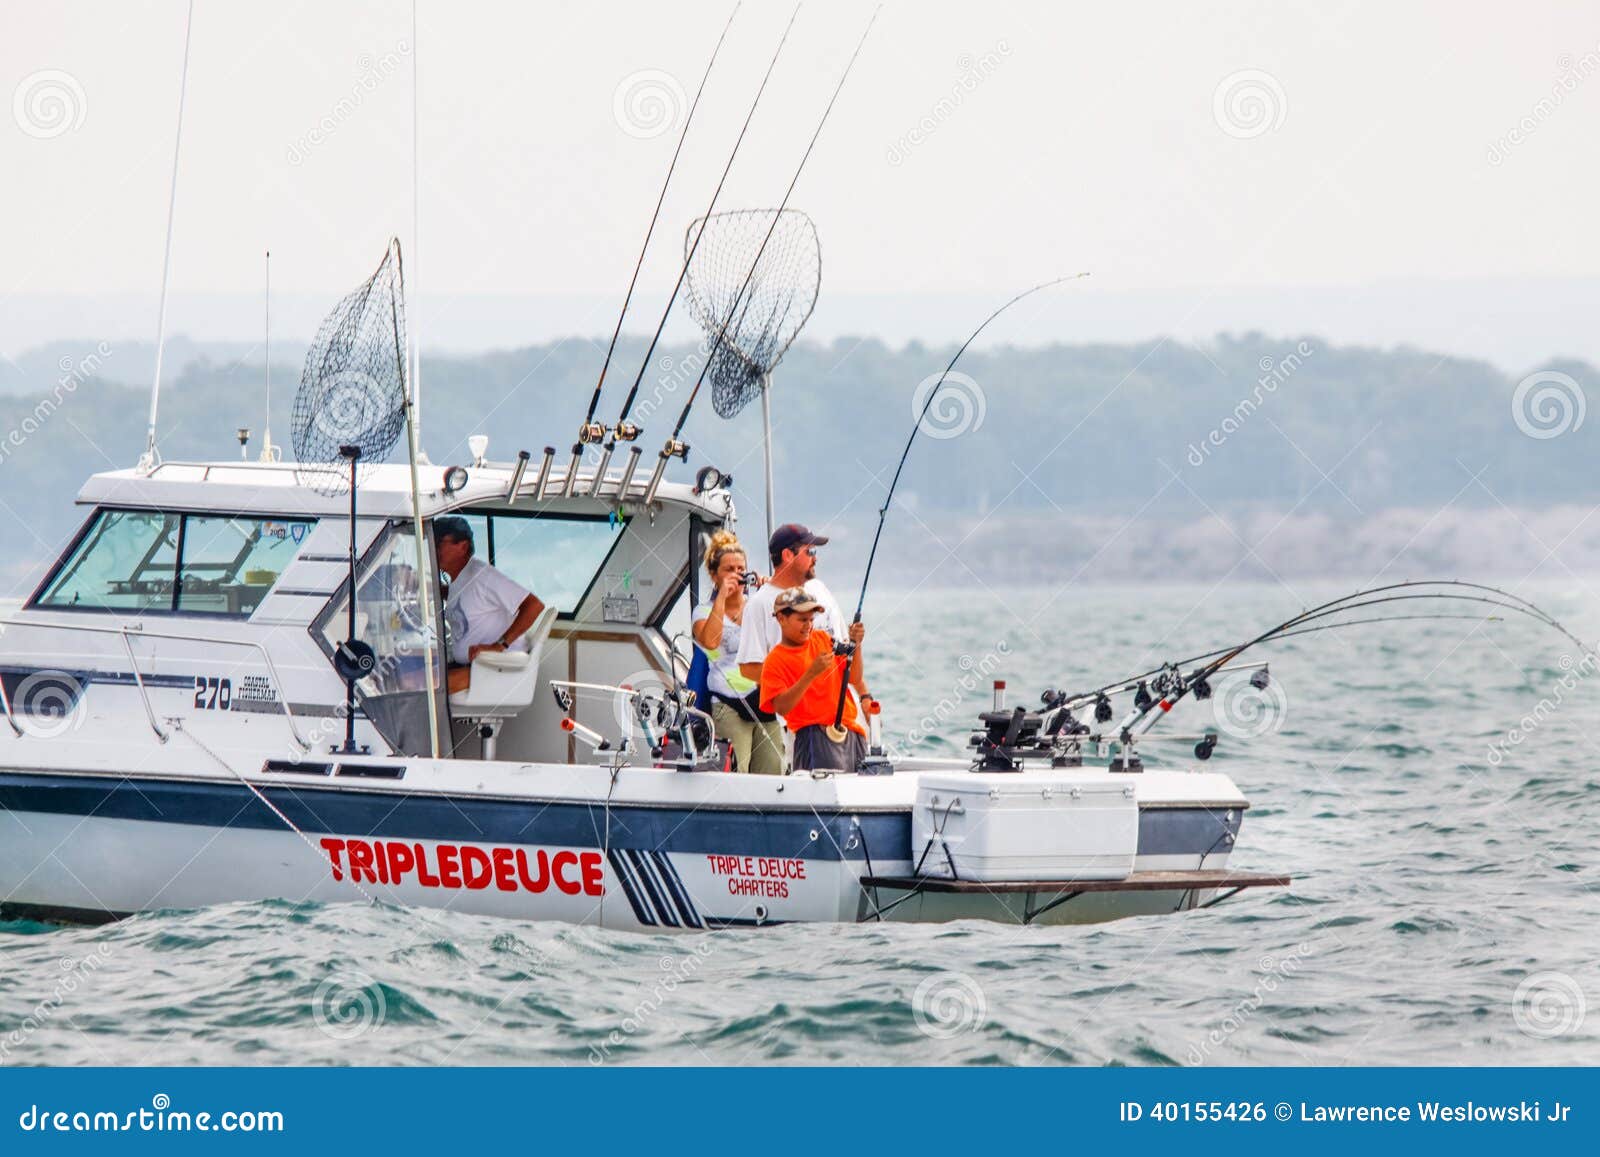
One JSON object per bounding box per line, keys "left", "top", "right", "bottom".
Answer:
{"left": 319, "top": 838, "right": 604, "bottom": 896}
{"left": 704, "top": 854, "right": 805, "bottom": 899}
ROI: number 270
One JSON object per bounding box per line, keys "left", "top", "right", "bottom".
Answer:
{"left": 193, "top": 676, "right": 232, "bottom": 710}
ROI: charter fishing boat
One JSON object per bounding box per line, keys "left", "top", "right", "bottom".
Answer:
{"left": 0, "top": 451, "right": 1285, "bottom": 930}
{"left": 16, "top": 4, "right": 1582, "bottom": 933}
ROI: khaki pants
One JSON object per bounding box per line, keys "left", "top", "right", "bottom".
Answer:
{"left": 711, "top": 701, "right": 785, "bottom": 774}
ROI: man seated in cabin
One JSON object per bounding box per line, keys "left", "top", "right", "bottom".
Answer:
{"left": 758, "top": 588, "right": 870, "bottom": 772}
{"left": 434, "top": 516, "right": 546, "bottom": 694}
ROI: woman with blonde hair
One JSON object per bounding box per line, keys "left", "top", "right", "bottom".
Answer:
{"left": 692, "top": 530, "right": 784, "bottom": 774}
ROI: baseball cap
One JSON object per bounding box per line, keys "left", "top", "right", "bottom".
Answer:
{"left": 769, "top": 523, "right": 830, "bottom": 558}
{"left": 773, "top": 587, "right": 822, "bottom": 616}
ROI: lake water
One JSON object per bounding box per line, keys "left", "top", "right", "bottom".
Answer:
{"left": 2, "top": 582, "right": 1597, "bottom": 1066}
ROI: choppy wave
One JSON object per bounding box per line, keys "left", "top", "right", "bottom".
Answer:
{"left": 2, "top": 583, "right": 1597, "bottom": 1065}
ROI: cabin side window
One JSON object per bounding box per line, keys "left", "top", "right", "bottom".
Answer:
{"left": 455, "top": 510, "right": 626, "bottom": 618}
{"left": 32, "top": 508, "right": 317, "bottom": 617}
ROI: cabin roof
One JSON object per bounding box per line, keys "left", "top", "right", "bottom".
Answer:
{"left": 76, "top": 458, "right": 732, "bottom": 521}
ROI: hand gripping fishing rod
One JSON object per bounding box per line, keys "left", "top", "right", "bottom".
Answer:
{"left": 595, "top": 4, "right": 802, "bottom": 500}
{"left": 566, "top": 4, "right": 740, "bottom": 501}
{"left": 646, "top": 6, "right": 883, "bottom": 514}
{"left": 827, "top": 274, "right": 1089, "bottom": 740}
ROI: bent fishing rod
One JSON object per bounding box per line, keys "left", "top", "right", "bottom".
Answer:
{"left": 569, "top": 1, "right": 740, "bottom": 497}
{"left": 654, "top": 4, "right": 882, "bottom": 483}
{"left": 587, "top": 4, "right": 802, "bottom": 498}
{"left": 1076, "top": 579, "right": 1581, "bottom": 713}
{"left": 1110, "top": 581, "right": 1590, "bottom": 738}
{"left": 827, "top": 274, "right": 1088, "bottom": 738}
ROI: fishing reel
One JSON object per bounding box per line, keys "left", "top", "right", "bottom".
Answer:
{"left": 832, "top": 639, "right": 857, "bottom": 658}
{"left": 969, "top": 704, "right": 1044, "bottom": 771}
{"left": 661, "top": 438, "right": 689, "bottom": 462}
{"left": 612, "top": 421, "right": 640, "bottom": 443}
{"left": 578, "top": 422, "right": 607, "bottom": 445}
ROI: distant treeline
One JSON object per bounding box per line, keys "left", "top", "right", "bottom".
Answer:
{"left": 0, "top": 333, "right": 1593, "bottom": 589}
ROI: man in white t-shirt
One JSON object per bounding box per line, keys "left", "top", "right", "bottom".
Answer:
{"left": 435, "top": 516, "right": 546, "bottom": 694}
{"left": 737, "top": 523, "right": 847, "bottom": 685}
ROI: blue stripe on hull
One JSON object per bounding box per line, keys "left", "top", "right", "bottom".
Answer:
{"left": 0, "top": 772, "right": 907, "bottom": 862}
{"left": 0, "top": 772, "right": 1239, "bottom": 864}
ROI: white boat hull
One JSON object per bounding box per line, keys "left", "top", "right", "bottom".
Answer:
{"left": 0, "top": 761, "right": 1255, "bottom": 929}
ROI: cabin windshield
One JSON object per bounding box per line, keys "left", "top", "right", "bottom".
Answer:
{"left": 33, "top": 508, "right": 317, "bottom": 617}
{"left": 313, "top": 521, "right": 445, "bottom": 757}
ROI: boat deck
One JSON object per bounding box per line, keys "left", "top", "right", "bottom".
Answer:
{"left": 860, "top": 869, "right": 1289, "bottom": 895}
{"left": 858, "top": 869, "right": 1289, "bottom": 922}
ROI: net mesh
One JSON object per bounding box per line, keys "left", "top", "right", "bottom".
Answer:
{"left": 292, "top": 241, "right": 409, "bottom": 494}
{"left": 682, "top": 209, "right": 820, "bottom": 419}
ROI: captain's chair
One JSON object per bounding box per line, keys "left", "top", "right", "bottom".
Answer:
{"left": 448, "top": 604, "right": 558, "bottom": 759}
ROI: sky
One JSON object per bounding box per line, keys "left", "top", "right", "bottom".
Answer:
{"left": 3, "top": 0, "right": 1600, "bottom": 367}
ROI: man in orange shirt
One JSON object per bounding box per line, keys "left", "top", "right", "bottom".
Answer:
{"left": 759, "top": 587, "right": 872, "bottom": 772}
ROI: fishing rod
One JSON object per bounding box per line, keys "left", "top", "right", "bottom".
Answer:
{"left": 827, "top": 273, "right": 1088, "bottom": 739}
{"left": 655, "top": 5, "right": 882, "bottom": 466}
{"left": 1064, "top": 579, "right": 1582, "bottom": 717}
{"left": 570, "top": 3, "right": 740, "bottom": 499}
{"left": 1114, "top": 582, "right": 1589, "bottom": 737}
{"left": 586, "top": 3, "right": 802, "bottom": 499}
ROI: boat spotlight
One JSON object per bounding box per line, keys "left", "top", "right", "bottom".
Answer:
{"left": 1250, "top": 666, "right": 1270, "bottom": 691}
{"left": 442, "top": 465, "right": 469, "bottom": 494}
{"left": 694, "top": 465, "right": 725, "bottom": 494}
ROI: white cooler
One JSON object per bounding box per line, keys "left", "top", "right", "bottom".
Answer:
{"left": 911, "top": 773, "right": 1139, "bottom": 882}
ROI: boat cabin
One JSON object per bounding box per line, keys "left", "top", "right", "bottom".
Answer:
{"left": 1, "top": 454, "right": 731, "bottom": 766}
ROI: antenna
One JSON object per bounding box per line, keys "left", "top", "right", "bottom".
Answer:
{"left": 259, "top": 249, "right": 279, "bottom": 462}
{"left": 141, "top": 0, "right": 196, "bottom": 472}
{"left": 409, "top": 0, "right": 427, "bottom": 463}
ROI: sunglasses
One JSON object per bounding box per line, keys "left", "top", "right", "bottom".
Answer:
{"left": 788, "top": 545, "right": 818, "bottom": 558}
